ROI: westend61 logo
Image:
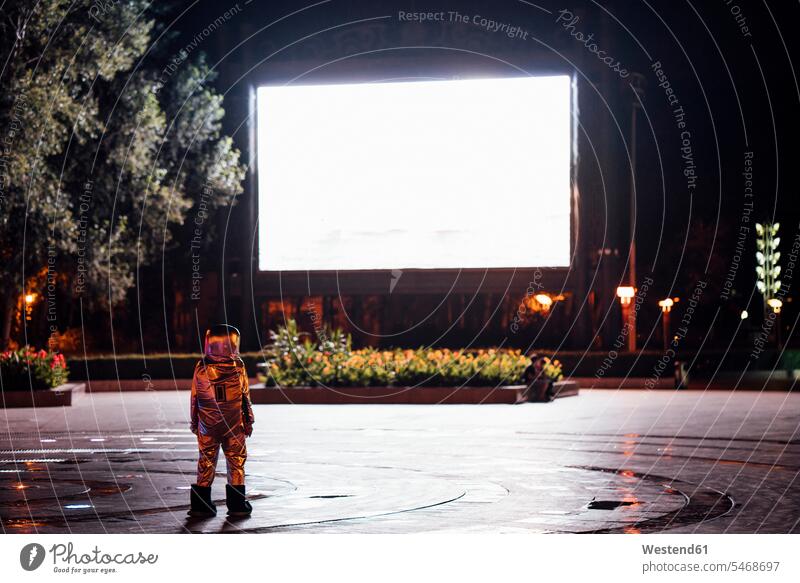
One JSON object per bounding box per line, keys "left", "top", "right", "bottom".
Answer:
{"left": 19, "top": 542, "right": 158, "bottom": 574}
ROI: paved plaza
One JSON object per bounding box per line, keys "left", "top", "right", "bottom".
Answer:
{"left": 1, "top": 388, "right": 798, "bottom": 534}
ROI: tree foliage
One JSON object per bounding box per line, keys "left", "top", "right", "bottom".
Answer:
{"left": 0, "top": 0, "right": 245, "bottom": 346}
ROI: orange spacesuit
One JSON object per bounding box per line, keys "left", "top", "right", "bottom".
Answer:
{"left": 188, "top": 325, "right": 254, "bottom": 517}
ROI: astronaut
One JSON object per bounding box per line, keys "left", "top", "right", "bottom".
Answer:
{"left": 188, "top": 324, "right": 254, "bottom": 517}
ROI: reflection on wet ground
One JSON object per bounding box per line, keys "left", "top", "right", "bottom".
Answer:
{"left": 1, "top": 390, "right": 798, "bottom": 533}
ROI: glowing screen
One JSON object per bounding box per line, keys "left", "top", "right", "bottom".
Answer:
{"left": 257, "top": 75, "right": 572, "bottom": 271}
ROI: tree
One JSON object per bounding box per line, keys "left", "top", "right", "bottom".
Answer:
{"left": 0, "top": 0, "right": 245, "bottom": 348}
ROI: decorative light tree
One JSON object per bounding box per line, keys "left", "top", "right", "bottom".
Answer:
{"left": 755, "top": 222, "right": 781, "bottom": 309}
{"left": 755, "top": 222, "right": 783, "bottom": 348}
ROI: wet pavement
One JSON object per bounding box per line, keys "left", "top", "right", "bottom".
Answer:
{"left": 0, "top": 388, "right": 798, "bottom": 533}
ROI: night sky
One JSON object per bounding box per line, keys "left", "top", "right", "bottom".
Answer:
{"left": 136, "top": 0, "right": 800, "bottom": 349}
{"left": 173, "top": 0, "right": 799, "bottom": 261}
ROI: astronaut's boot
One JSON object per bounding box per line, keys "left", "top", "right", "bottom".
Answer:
{"left": 225, "top": 484, "right": 253, "bottom": 517}
{"left": 188, "top": 484, "right": 217, "bottom": 517}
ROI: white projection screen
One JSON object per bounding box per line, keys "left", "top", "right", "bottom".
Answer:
{"left": 257, "top": 75, "right": 572, "bottom": 271}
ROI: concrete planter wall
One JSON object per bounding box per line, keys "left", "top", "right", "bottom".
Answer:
{"left": 251, "top": 380, "right": 579, "bottom": 405}
{"left": 0, "top": 384, "right": 75, "bottom": 408}
{"left": 551, "top": 380, "right": 580, "bottom": 399}
{"left": 251, "top": 384, "right": 528, "bottom": 404}
{"left": 84, "top": 378, "right": 259, "bottom": 392}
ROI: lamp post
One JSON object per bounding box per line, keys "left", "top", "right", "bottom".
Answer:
{"left": 616, "top": 286, "right": 636, "bottom": 352}
{"left": 626, "top": 74, "right": 645, "bottom": 355}
{"left": 658, "top": 298, "right": 674, "bottom": 351}
{"left": 767, "top": 298, "right": 783, "bottom": 349}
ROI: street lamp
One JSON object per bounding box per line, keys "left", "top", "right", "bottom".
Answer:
{"left": 658, "top": 298, "right": 674, "bottom": 351}
{"left": 522, "top": 292, "right": 565, "bottom": 315}
{"left": 23, "top": 292, "right": 37, "bottom": 321}
{"left": 534, "top": 294, "right": 553, "bottom": 308}
{"left": 616, "top": 286, "right": 636, "bottom": 351}
{"left": 768, "top": 298, "right": 783, "bottom": 350}
{"left": 616, "top": 286, "right": 635, "bottom": 305}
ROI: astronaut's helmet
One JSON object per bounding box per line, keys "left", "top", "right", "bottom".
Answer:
{"left": 204, "top": 324, "right": 241, "bottom": 359}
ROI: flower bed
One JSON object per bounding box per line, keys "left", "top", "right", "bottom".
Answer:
{"left": 0, "top": 347, "right": 69, "bottom": 391}
{"left": 260, "top": 321, "right": 562, "bottom": 388}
